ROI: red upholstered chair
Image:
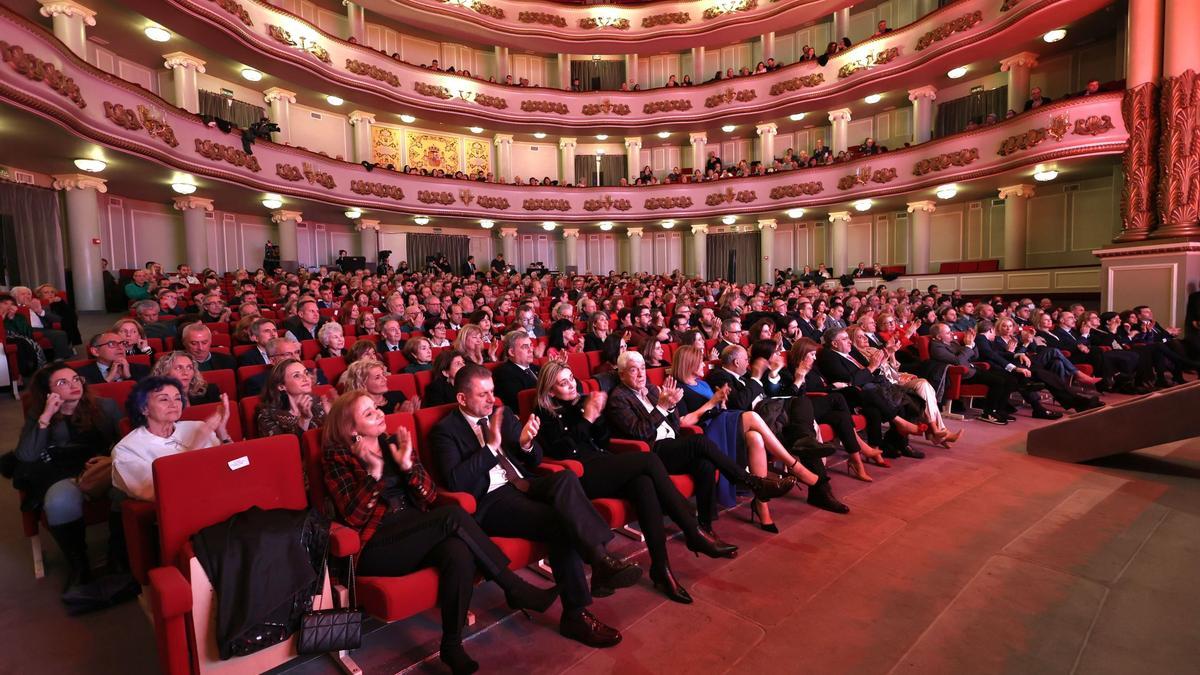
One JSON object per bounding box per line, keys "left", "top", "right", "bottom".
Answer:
{"left": 202, "top": 368, "right": 237, "bottom": 401}
{"left": 209, "top": 333, "right": 231, "bottom": 349}
{"left": 563, "top": 351, "right": 590, "bottom": 380}
{"left": 300, "top": 340, "right": 320, "bottom": 361}
{"left": 414, "top": 369, "right": 434, "bottom": 395}
{"left": 387, "top": 373, "right": 419, "bottom": 400}
{"left": 240, "top": 396, "right": 261, "bottom": 438}
{"left": 384, "top": 350, "right": 409, "bottom": 374}
{"left": 232, "top": 345, "right": 254, "bottom": 360}
{"left": 236, "top": 364, "right": 268, "bottom": 386}
{"left": 89, "top": 380, "right": 137, "bottom": 409}
{"left": 147, "top": 338, "right": 166, "bottom": 354}
{"left": 317, "top": 356, "right": 347, "bottom": 386}
{"left": 585, "top": 350, "right": 602, "bottom": 374}
{"left": 977, "top": 259, "right": 1000, "bottom": 272}
{"left": 646, "top": 367, "right": 667, "bottom": 387}
{"left": 517, "top": 388, "right": 538, "bottom": 421}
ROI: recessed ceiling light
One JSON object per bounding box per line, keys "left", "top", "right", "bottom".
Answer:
{"left": 73, "top": 158, "right": 106, "bottom": 172}
{"left": 143, "top": 26, "right": 171, "bottom": 43}
{"left": 171, "top": 182, "right": 197, "bottom": 195}
{"left": 721, "top": 215, "right": 736, "bottom": 225}
{"left": 661, "top": 219, "right": 676, "bottom": 228}
{"left": 721, "top": 125, "right": 736, "bottom": 133}
{"left": 598, "top": 221, "right": 613, "bottom": 231}
{"left": 657, "top": 131, "right": 671, "bottom": 139}
{"left": 240, "top": 68, "right": 263, "bottom": 82}
{"left": 936, "top": 184, "right": 958, "bottom": 199}
{"left": 400, "top": 114, "right": 416, "bottom": 124}
{"left": 344, "top": 209, "right": 362, "bottom": 219}
{"left": 1043, "top": 28, "right": 1067, "bottom": 43}
{"left": 469, "top": 126, "right": 484, "bottom": 134}
{"left": 947, "top": 66, "right": 968, "bottom": 79}
{"left": 853, "top": 199, "right": 873, "bottom": 212}
{"left": 596, "top": 134, "right": 609, "bottom": 140}
{"left": 542, "top": 221, "right": 557, "bottom": 231}
{"left": 789, "top": 113, "right": 806, "bottom": 122}
{"left": 864, "top": 94, "right": 882, "bottom": 104}
{"left": 326, "top": 95, "right": 344, "bottom": 106}
{"left": 533, "top": 132, "right": 547, "bottom": 139}
{"left": 1034, "top": 169, "right": 1059, "bottom": 182}
{"left": 414, "top": 215, "right": 430, "bottom": 225}
{"left": 480, "top": 219, "right": 494, "bottom": 229}
{"left": 261, "top": 195, "right": 283, "bottom": 209}
{"left": 786, "top": 208, "right": 805, "bottom": 219}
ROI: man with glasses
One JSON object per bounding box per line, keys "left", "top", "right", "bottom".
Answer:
{"left": 199, "top": 293, "right": 230, "bottom": 324}
{"left": 76, "top": 332, "right": 150, "bottom": 384}
{"left": 240, "top": 336, "right": 327, "bottom": 396}
{"left": 628, "top": 307, "right": 654, "bottom": 345}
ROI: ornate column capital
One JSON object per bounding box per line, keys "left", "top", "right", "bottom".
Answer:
{"left": 263, "top": 87, "right": 297, "bottom": 104}
{"left": 172, "top": 196, "right": 214, "bottom": 211}
{"left": 354, "top": 218, "right": 381, "bottom": 232}
{"left": 499, "top": 227, "right": 518, "bottom": 238}
{"left": 691, "top": 223, "right": 709, "bottom": 235}
{"left": 1000, "top": 51, "right": 1039, "bottom": 72}
{"left": 906, "top": 200, "right": 937, "bottom": 213}
{"left": 627, "top": 227, "right": 644, "bottom": 238}
{"left": 689, "top": 132, "right": 708, "bottom": 145}
{"left": 907, "top": 86, "right": 938, "bottom": 102}
{"left": 755, "top": 123, "right": 778, "bottom": 137}
{"left": 348, "top": 110, "right": 376, "bottom": 126}
{"left": 270, "top": 209, "right": 304, "bottom": 224}
{"left": 562, "top": 228, "right": 580, "bottom": 239}
{"left": 162, "top": 51, "right": 206, "bottom": 73}
{"left": 757, "top": 218, "right": 778, "bottom": 230}
{"left": 38, "top": 0, "right": 96, "bottom": 26}
{"left": 827, "top": 210, "right": 852, "bottom": 224}
{"left": 51, "top": 173, "right": 107, "bottom": 193}
{"left": 624, "top": 136, "right": 643, "bottom": 150}
{"left": 558, "top": 137, "right": 577, "bottom": 150}
{"left": 493, "top": 133, "right": 514, "bottom": 147}
{"left": 998, "top": 184, "right": 1035, "bottom": 200}
{"left": 827, "top": 108, "right": 852, "bottom": 124}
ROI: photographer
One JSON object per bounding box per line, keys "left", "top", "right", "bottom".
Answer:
{"left": 240, "top": 117, "right": 280, "bottom": 154}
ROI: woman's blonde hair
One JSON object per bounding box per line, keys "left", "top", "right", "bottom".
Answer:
{"left": 112, "top": 317, "right": 146, "bottom": 339}
{"left": 669, "top": 345, "right": 703, "bottom": 383}
{"left": 534, "top": 360, "right": 572, "bottom": 413}
{"left": 339, "top": 358, "right": 386, "bottom": 393}
{"left": 150, "top": 351, "right": 209, "bottom": 398}
{"left": 453, "top": 324, "right": 485, "bottom": 361}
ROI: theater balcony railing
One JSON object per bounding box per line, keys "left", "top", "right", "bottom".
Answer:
{"left": 0, "top": 7, "right": 1126, "bottom": 223}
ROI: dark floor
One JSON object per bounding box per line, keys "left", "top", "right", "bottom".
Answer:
{"left": 2, "top": 312, "right": 1198, "bottom": 675}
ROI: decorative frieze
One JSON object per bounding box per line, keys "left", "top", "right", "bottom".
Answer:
{"left": 706, "top": 188, "right": 757, "bottom": 206}
{"left": 346, "top": 59, "right": 399, "bottom": 87}
{"left": 0, "top": 41, "right": 86, "bottom": 108}
{"left": 643, "top": 99, "right": 693, "bottom": 114}
{"left": 584, "top": 196, "right": 633, "bottom": 212}
{"left": 417, "top": 190, "right": 455, "bottom": 205}
{"left": 913, "top": 148, "right": 979, "bottom": 176}
{"left": 915, "top": 11, "right": 983, "bottom": 51}
{"left": 211, "top": 0, "right": 252, "bottom": 26}
{"left": 265, "top": 25, "right": 331, "bottom": 64}
{"left": 276, "top": 162, "right": 335, "bottom": 188}
{"left": 194, "top": 139, "right": 261, "bottom": 172}
{"left": 413, "top": 82, "right": 453, "bottom": 100}
{"left": 521, "top": 100, "right": 569, "bottom": 114}
{"left": 517, "top": 11, "right": 566, "bottom": 28}
{"left": 1073, "top": 115, "right": 1116, "bottom": 136}
{"left": 522, "top": 198, "right": 571, "bottom": 211}
{"left": 838, "top": 47, "right": 900, "bottom": 79}
{"left": 476, "top": 195, "right": 510, "bottom": 210}
{"left": 579, "top": 17, "right": 630, "bottom": 30}
{"left": 103, "top": 102, "right": 179, "bottom": 147}
{"left": 837, "top": 166, "right": 897, "bottom": 190}
{"left": 473, "top": 93, "right": 508, "bottom": 110}
{"left": 439, "top": 0, "right": 504, "bottom": 20}
{"left": 642, "top": 12, "right": 689, "bottom": 28}
{"left": 582, "top": 100, "right": 631, "bottom": 116}
{"left": 644, "top": 196, "right": 694, "bottom": 210}
{"left": 998, "top": 127, "right": 1049, "bottom": 156}
{"left": 769, "top": 73, "right": 824, "bottom": 96}
{"left": 706, "top": 88, "right": 757, "bottom": 108}
{"left": 703, "top": 0, "right": 757, "bottom": 20}
{"left": 769, "top": 181, "right": 824, "bottom": 199}
{"left": 351, "top": 180, "right": 404, "bottom": 200}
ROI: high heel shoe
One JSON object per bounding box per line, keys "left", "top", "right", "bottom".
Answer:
{"left": 749, "top": 499, "right": 779, "bottom": 534}
{"left": 844, "top": 454, "right": 873, "bottom": 482}
{"left": 685, "top": 528, "right": 739, "bottom": 558}
{"left": 786, "top": 458, "right": 819, "bottom": 486}
{"left": 861, "top": 446, "right": 892, "bottom": 468}
{"left": 650, "top": 567, "right": 694, "bottom": 604}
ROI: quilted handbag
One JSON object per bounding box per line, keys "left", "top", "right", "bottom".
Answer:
{"left": 297, "top": 554, "right": 362, "bottom": 655}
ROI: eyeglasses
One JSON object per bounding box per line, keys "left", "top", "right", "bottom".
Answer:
{"left": 52, "top": 375, "right": 84, "bottom": 387}
{"left": 96, "top": 340, "right": 127, "bottom": 348}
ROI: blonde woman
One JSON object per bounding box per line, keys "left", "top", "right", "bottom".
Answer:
{"left": 150, "top": 351, "right": 221, "bottom": 405}
{"left": 339, "top": 359, "right": 418, "bottom": 414}
{"left": 452, "top": 324, "right": 499, "bottom": 365}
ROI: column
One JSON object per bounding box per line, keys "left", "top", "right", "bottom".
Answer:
{"left": 906, "top": 200, "right": 935, "bottom": 275}
{"left": 1116, "top": 0, "right": 1163, "bottom": 241}
{"left": 559, "top": 137, "right": 577, "bottom": 186}
{"left": 348, "top": 110, "right": 375, "bottom": 163}
{"left": 494, "top": 46, "right": 510, "bottom": 82}
{"left": 1153, "top": 0, "right": 1200, "bottom": 238}
{"left": 38, "top": 0, "right": 96, "bottom": 59}
{"left": 691, "top": 46, "right": 706, "bottom": 83}
{"left": 624, "top": 137, "right": 643, "bottom": 182}
{"left": 690, "top": 224, "right": 708, "bottom": 279}
{"left": 355, "top": 218, "right": 379, "bottom": 264}
{"left": 499, "top": 227, "right": 517, "bottom": 265}
{"left": 344, "top": 0, "right": 365, "bottom": 42}
{"left": 1000, "top": 52, "right": 1038, "bottom": 115}
{"left": 263, "top": 88, "right": 296, "bottom": 145}
{"left": 689, "top": 132, "right": 708, "bottom": 174}
{"left": 493, "top": 134, "right": 514, "bottom": 183}
{"left": 832, "top": 7, "right": 851, "bottom": 41}
{"left": 760, "top": 32, "right": 776, "bottom": 61}
{"left": 624, "top": 54, "right": 640, "bottom": 88}
{"left": 162, "top": 52, "right": 206, "bottom": 114}
{"left": 271, "top": 209, "right": 302, "bottom": 272}
{"left": 173, "top": 196, "right": 213, "bottom": 272}
{"left": 557, "top": 53, "right": 571, "bottom": 90}
{"left": 908, "top": 86, "right": 937, "bottom": 144}
{"left": 758, "top": 219, "right": 777, "bottom": 284}
{"left": 627, "top": 228, "right": 644, "bottom": 273}
{"left": 828, "top": 109, "right": 851, "bottom": 154}
{"left": 756, "top": 123, "right": 778, "bottom": 164}
{"left": 51, "top": 174, "right": 106, "bottom": 311}
{"left": 562, "top": 228, "right": 580, "bottom": 273}
{"left": 999, "top": 185, "right": 1033, "bottom": 270}
{"left": 827, "top": 211, "right": 851, "bottom": 278}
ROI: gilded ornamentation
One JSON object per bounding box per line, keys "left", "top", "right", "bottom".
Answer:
{"left": 459, "top": 189, "right": 475, "bottom": 205}
{"left": 913, "top": 148, "right": 979, "bottom": 176}
{"left": 371, "top": 126, "right": 402, "bottom": 167}
{"left": 579, "top": 17, "right": 630, "bottom": 30}
{"left": 1000, "top": 0, "right": 1021, "bottom": 10}
{"left": 1048, "top": 114, "right": 1070, "bottom": 141}
{"left": 103, "top": 103, "right": 179, "bottom": 147}
{"left": 703, "top": 0, "right": 757, "bottom": 20}
{"left": 351, "top": 180, "right": 404, "bottom": 200}
{"left": 915, "top": 11, "right": 983, "bottom": 51}
{"left": 518, "top": 11, "right": 566, "bottom": 27}
{"left": 523, "top": 198, "right": 571, "bottom": 211}
{"left": 998, "top": 127, "right": 1048, "bottom": 156}
{"left": 346, "top": 59, "right": 400, "bottom": 87}
{"left": 265, "top": 25, "right": 331, "bottom": 64}
{"left": 1158, "top": 70, "right": 1200, "bottom": 230}
{"left": 582, "top": 100, "right": 631, "bottom": 116}
{"left": 584, "top": 196, "right": 633, "bottom": 212}
{"left": 273, "top": 162, "right": 335, "bottom": 188}
{"left": 413, "top": 82, "right": 453, "bottom": 100}
{"left": 0, "top": 41, "right": 86, "bottom": 108}
{"left": 418, "top": 190, "right": 455, "bottom": 205}
{"left": 465, "top": 140, "right": 489, "bottom": 177}
{"left": 194, "top": 139, "right": 261, "bottom": 172}
{"left": 276, "top": 163, "right": 303, "bottom": 181}
{"left": 211, "top": 0, "right": 252, "bottom": 26}
{"left": 706, "top": 88, "right": 757, "bottom": 108}
{"left": 1073, "top": 115, "right": 1116, "bottom": 136}
{"left": 769, "top": 181, "right": 824, "bottom": 199}
{"left": 643, "top": 99, "right": 693, "bottom": 114}
{"left": 438, "top": 0, "right": 504, "bottom": 20}
{"left": 406, "top": 131, "right": 460, "bottom": 174}
{"left": 705, "top": 188, "right": 757, "bottom": 206}
{"left": 644, "top": 196, "right": 694, "bottom": 210}
{"left": 522, "top": 100, "right": 569, "bottom": 114}
{"left": 837, "top": 166, "right": 897, "bottom": 190}
{"left": 769, "top": 73, "right": 824, "bottom": 96}
{"left": 477, "top": 195, "right": 511, "bottom": 210}
{"left": 642, "top": 12, "right": 689, "bottom": 28}
{"left": 1118, "top": 82, "right": 1158, "bottom": 239}
{"left": 838, "top": 47, "right": 900, "bottom": 79}
{"left": 474, "top": 93, "right": 508, "bottom": 110}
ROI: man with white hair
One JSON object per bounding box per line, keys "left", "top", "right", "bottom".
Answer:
{"left": 10, "top": 286, "right": 72, "bottom": 358}
{"left": 132, "top": 299, "right": 176, "bottom": 340}
{"left": 180, "top": 322, "right": 236, "bottom": 372}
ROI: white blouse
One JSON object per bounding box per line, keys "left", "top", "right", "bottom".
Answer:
{"left": 112, "top": 421, "right": 219, "bottom": 501}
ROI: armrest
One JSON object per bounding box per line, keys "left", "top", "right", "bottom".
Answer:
{"left": 540, "top": 459, "right": 584, "bottom": 476}
{"left": 121, "top": 499, "right": 159, "bottom": 586}
{"left": 804, "top": 392, "right": 828, "bottom": 398}
{"left": 328, "top": 523, "right": 362, "bottom": 557}
{"left": 609, "top": 439, "right": 651, "bottom": 454}
{"left": 973, "top": 362, "right": 991, "bottom": 370}
{"left": 148, "top": 565, "right": 191, "bottom": 619}
{"left": 434, "top": 490, "right": 477, "bottom": 514}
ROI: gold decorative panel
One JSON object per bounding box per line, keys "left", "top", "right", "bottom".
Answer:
{"left": 464, "top": 139, "right": 490, "bottom": 177}
{"left": 406, "top": 131, "right": 460, "bottom": 174}
{"left": 370, "top": 125, "right": 402, "bottom": 167}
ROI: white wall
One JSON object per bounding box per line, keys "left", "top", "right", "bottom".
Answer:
{"left": 289, "top": 103, "right": 351, "bottom": 160}
{"left": 510, "top": 143, "right": 559, "bottom": 182}
{"left": 88, "top": 44, "right": 157, "bottom": 94}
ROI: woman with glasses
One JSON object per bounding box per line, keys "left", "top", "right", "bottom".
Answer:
{"left": 150, "top": 351, "right": 221, "bottom": 405}
{"left": 425, "top": 317, "right": 452, "bottom": 348}
{"left": 254, "top": 358, "right": 329, "bottom": 438}
{"left": 15, "top": 362, "right": 123, "bottom": 589}
{"left": 340, "top": 359, "right": 418, "bottom": 414}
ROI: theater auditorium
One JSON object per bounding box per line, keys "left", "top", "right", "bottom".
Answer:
{"left": 0, "top": 0, "right": 1197, "bottom": 672}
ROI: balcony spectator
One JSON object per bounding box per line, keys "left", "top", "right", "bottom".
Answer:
{"left": 766, "top": 57, "right": 780, "bottom": 71}
{"left": 754, "top": 62, "right": 768, "bottom": 74}
{"left": 571, "top": 78, "right": 582, "bottom": 92}
{"left": 812, "top": 138, "right": 832, "bottom": 163}
{"left": 798, "top": 45, "right": 818, "bottom": 62}
{"left": 1077, "top": 79, "right": 1103, "bottom": 97}
{"left": 619, "top": 81, "right": 629, "bottom": 91}
{"left": 681, "top": 74, "right": 693, "bottom": 86}
{"left": 666, "top": 74, "right": 679, "bottom": 87}
{"left": 726, "top": 67, "right": 736, "bottom": 79}
{"left": 858, "top": 137, "right": 882, "bottom": 156}
{"left": 711, "top": 69, "right": 723, "bottom": 82}
{"left": 873, "top": 20, "right": 893, "bottom": 37}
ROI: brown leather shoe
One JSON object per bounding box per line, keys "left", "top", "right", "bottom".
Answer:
{"left": 560, "top": 609, "right": 622, "bottom": 648}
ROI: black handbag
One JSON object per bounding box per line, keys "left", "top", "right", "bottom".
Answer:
{"left": 296, "top": 554, "right": 362, "bottom": 655}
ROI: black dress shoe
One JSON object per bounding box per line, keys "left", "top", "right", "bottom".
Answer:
{"left": 881, "top": 446, "right": 902, "bottom": 459}
{"left": 590, "top": 553, "right": 642, "bottom": 597}
{"left": 440, "top": 642, "right": 480, "bottom": 675}
{"left": 743, "top": 473, "right": 796, "bottom": 501}
{"left": 898, "top": 445, "right": 925, "bottom": 459}
{"left": 650, "top": 568, "right": 694, "bottom": 604}
{"left": 1032, "top": 408, "right": 1063, "bottom": 420}
{"left": 807, "top": 478, "right": 850, "bottom": 514}
{"left": 685, "top": 528, "right": 739, "bottom": 559}
{"left": 560, "top": 609, "right": 622, "bottom": 648}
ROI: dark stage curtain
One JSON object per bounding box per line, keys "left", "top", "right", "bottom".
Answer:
{"left": 933, "top": 86, "right": 1008, "bottom": 138}
{"left": 576, "top": 154, "right": 627, "bottom": 187}
{"left": 0, "top": 181, "right": 64, "bottom": 288}
{"left": 707, "top": 232, "right": 762, "bottom": 284}
{"left": 407, "top": 233, "right": 470, "bottom": 271}
{"left": 198, "top": 90, "right": 266, "bottom": 129}
{"left": 570, "top": 60, "right": 626, "bottom": 92}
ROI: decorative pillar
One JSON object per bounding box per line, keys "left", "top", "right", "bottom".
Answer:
{"left": 755, "top": 123, "right": 778, "bottom": 164}
{"left": 827, "top": 211, "right": 851, "bottom": 278}
{"left": 162, "top": 52, "right": 206, "bottom": 114}
{"left": 51, "top": 174, "right": 106, "bottom": 311}
{"left": 760, "top": 32, "right": 776, "bottom": 60}
{"left": 562, "top": 228, "right": 580, "bottom": 273}
{"left": 271, "top": 209, "right": 303, "bottom": 272}
{"left": 344, "top": 0, "right": 365, "bottom": 42}
{"left": 1000, "top": 52, "right": 1039, "bottom": 115}
{"left": 627, "top": 227, "right": 644, "bottom": 273}
{"left": 624, "top": 137, "right": 643, "bottom": 182}
{"left": 690, "top": 224, "right": 708, "bottom": 279}
{"left": 355, "top": 218, "right": 380, "bottom": 264}
{"left": 828, "top": 109, "right": 851, "bottom": 154}
{"left": 559, "top": 137, "right": 577, "bottom": 186}
{"left": 689, "top": 132, "right": 708, "bottom": 174}
{"left": 999, "top": 185, "right": 1034, "bottom": 270}
{"left": 38, "top": 0, "right": 95, "bottom": 59}
{"left": 557, "top": 53, "right": 571, "bottom": 90}
{"left": 493, "top": 134, "right": 514, "bottom": 182}
{"left": 499, "top": 227, "right": 517, "bottom": 266}
{"left": 263, "top": 87, "right": 296, "bottom": 145}
{"left": 832, "top": 7, "right": 851, "bottom": 41}
{"left": 494, "top": 46, "right": 510, "bottom": 81}
{"left": 758, "top": 219, "right": 777, "bottom": 284}
{"left": 908, "top": 86, "right": 937, "bottom": 144}
{"left": 906, "top": 200, "right": 936, "bottom": 274}
{"left": 691, "top": 46, "right": 706, "bottom": 83}
{"left": 173, "top": 196, "right": 213, "bottom": 272}
{"left": 1153, "top": 0, "right": 1200, "bottom": 238}
{"left": 1116, "top": 0, "right": 1163, "bottom": 242}
{"left": 625, "top": 54, "right": 639, "bottom": 87}
{"left": 348, "top": 110, "right": 375, "bottom": 164}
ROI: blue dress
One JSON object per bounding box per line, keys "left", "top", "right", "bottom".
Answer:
{"left": 680, "top": 380, "right": 744, "bottom": 509}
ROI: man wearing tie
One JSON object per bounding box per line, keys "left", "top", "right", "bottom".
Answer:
{"left": 431, "top": 365, "right": 638, "bottom": 648}
{"left": 75, "top": 332, "right": 150, "bottom": 384}
{"left": 377, "top": 316, "right": 405, "bottom": 353}
{"left": 493, "top": 330, "right": 540, "bottom": 412}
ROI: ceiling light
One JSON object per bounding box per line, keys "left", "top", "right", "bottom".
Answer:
{"left": 469, "top": 126, "right": 484, "bottom": 134}
{"left": 935, "top": 184, "right": 957, "bottom": 200}
{"left": 344, "top": 209, "right": 362, "bottom": 219}
{"left": 171, "top": 182, "right": 197, "bottom": 195}
{"left": 596, "top": 134, "right": 609, "bottom": 140}
{"left": 853, "top": 199, "right": 872, "bottom": 212}
{"left": 864, "top": 94, "right": 882, "bottom": 104}
{"left": 789, "top": 113, "right": 806, "bottom": 122}
{"left": 480, "top": 219, "right": 494, "bottom": 229}
{"left": 144, "top": 26, "right": 171, "bottom": 43}
{"left": 1034, "top": 169, "right": 1059, "bottom": 182}
{"left": 598, "top": 221, "right": 613, "bottom": 231}
{"left": 661, "top": 219, "right": 676, "bottom": 228}
{"left": 721, "top": 125, "right": 736, "bottom": 133}
{"left": 533, "top": 132, "right": 546, "bottom": 139}
{"left": 947, "top": 66, "right": 968, "bottom": 79}
{"left": 400, "top": 114, "right": 416, "bottom": 124}
{"left": 261, "top": 195, "right": 283, "bottom": 209}
{"left": 542, "top": 221, "right": 557, "bottom": 231}
{"left": 73, "top": 158, "right": 106, "bottom": 172}
{"left": 721, "top": 215, "right": 736, "bottom": 225}
{"left": 326, "top": 95, "right": 344, "bottom": 106}
{"left": 1043, "top": 28, "right": 1067, "bottom": 43}
{"left": 786, "top": 208, "right": 805, "bottom": 219}
{"left": 657, "top": 131, "right": 671, "bottom": 139}
{"left": 414, "top": 215, "right": 430, "bottom": 225}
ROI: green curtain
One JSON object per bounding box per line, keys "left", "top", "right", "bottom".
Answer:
{"left": 707, "top": 232, "right": 762, "bottom": 284}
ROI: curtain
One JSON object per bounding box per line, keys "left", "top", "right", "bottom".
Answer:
{"left": 576, "top": 154, "right": 627, "bottom": 186}
{"left": 706, "top": 232, "right": 761, "bottom": 284}
{"left": 406, "top": 233, "right": 470, "bottom": 271}
{"left": 198, "top": 90, "right": 266, "bottom": 129}
{"left": 570, "top": 60, "right": 626, "bottom": 92}
{"left": 933, "top": 85, "right": 1008, "bottom": 138}
{"left": 0, "top": 182, "right": 65, "bottom": 289}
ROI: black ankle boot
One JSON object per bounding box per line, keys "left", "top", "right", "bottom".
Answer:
{"left": 743, "top": 473, "right": 796, "bottom": 501}
{"left": 440, "top": 641, "right": 479, "bottom": 675}
{"left": 650, "top": 567, "right": 693, "bottom": 604}
{"left": 497, "top": 571, "right": 558, "bottom": 613}
{"left": 48, "top": 520, "right": 91, "bottom": 592}
{"left": 684, "top": 527, "right": 738, "bottom": 559}
{"left": 806, "top": 478, "right": 850, "bottom": 515}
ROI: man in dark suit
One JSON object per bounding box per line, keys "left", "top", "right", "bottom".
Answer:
{"left": 493, "top": 330, "right": 540, "bottom": 412}
{"left": 795, "top": 302, "right": 823, "bottom": 341}
{"left": 490, "top": 253, "right": 507, "bottom": 274}
{"left": 282, "top": 298, "right": 325, "bottom": 342}
{"left": 976, "top": 320, "right": 1094, "bottom": 415}
{"left": 928, "top": 323, "right": 1015, "bottom": 425}
{"left": 1023, "top": 86, "right": 1052, "bottom": 111}
{"left": 377, "top": 316, "right": 405, "bottom": 353}
{"left": 461, "top": 255, "right": 478, "bottom": 277}
{"left": 76, "top": 332, "right": 150, "bottom": 384}
{"left": 703, "top": 344, "right": 758, "bottom": 410}
{"left": 179, "top": 322, "right": 236, "bottom": 372}
{"left": 430, "top": 364, "right": 634, "bottom": 648}
{"left": 237, "top": 317, "right": 277, "bottom": 367}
